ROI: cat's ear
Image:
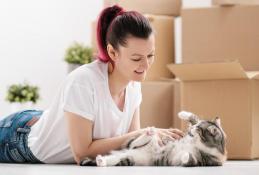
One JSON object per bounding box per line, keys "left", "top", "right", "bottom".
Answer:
{"left": 178, "top": 111, "right": 199, "bottom": 125}
{"left": 213, "top": 117, "right": 227, "bottom": 138}
{"left": 213, "top": 117, "right": 221, "bottom": 127}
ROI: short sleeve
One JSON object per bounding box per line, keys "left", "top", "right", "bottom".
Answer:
{"left": 61, "top": 82, "right": 95, "bottom": 121}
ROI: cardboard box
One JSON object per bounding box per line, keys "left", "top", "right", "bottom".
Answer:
{"left": 182, "top": 6, "right": 259, "bottom": 71}
{"left": 104, "top": 0, "right": 182, "bottom": 16}
{"left": 91, "top": 15, "right": 175, "bottom": 81}
{"left": 167, "top": 61, "right": 259, "bottom": 159}
{"left": 212, "top": 0, "right": 259, "bottom": 6}
{"left": 140, "top": 81, "right": 174, "bottom": 128}
{"left": 91, "top": 21, "right": 98, "bottom": 57}
{"left": 145, "top": 15, "right": 175, "bottom": 81}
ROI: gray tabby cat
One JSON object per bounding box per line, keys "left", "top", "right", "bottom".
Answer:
{"left": 80, "top": 111, "right": 227, "bottom": 166}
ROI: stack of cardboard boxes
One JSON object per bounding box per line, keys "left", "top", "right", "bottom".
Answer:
{"left": 168, "top": 1, "right": 259, "bottom": 159}
{"left": 91, "top": 0, "right": 181, "bottom": 128}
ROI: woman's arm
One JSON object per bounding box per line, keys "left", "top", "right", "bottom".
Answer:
{"left": 128, "top": 107, "right": 141, "bottom": 132}
{"left": 64, "top": 111, "right": 144, "bottom": 165}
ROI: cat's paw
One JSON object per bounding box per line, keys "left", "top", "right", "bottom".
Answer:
{"left": 181, "top": 152, "right": 190, "bottom": 164}
{"left": 178, "top": 111, "right": 193, "bottom": 120}
{"left": 96, "top": 155, "right": 107, "bottom": 167}
{"left": 178, "top": 111, "right": 199, "bottom": 125}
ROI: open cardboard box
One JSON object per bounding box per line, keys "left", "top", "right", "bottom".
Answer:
{"left": 167, "top": 61, "right": 259, "bottom": 159}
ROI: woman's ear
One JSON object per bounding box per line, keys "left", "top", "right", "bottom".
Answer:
{"left": 107, "top": 44, "right": 118, "bottom": 62}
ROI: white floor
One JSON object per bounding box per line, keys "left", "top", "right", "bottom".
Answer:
{"left": 1, "top": 161, "right": 258, "bottom": 175}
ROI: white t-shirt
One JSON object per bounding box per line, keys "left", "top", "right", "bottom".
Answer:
{"left": 28, "top": 60, "right": 142, "bottom": 163}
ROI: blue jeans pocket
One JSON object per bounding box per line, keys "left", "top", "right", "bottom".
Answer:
{"left": 5, "top": 143, "right": 26, "bottom": 163}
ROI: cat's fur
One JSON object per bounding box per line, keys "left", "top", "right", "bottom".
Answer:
{"left": 80, "top": 111, "right": 227, "bottom": 166}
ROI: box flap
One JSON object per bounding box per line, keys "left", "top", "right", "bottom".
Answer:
{"left": 167, "top": 61, "right": 248, "bottom": 81}
{"left": 246, "top": 71, "right": 259, "bottom": 80}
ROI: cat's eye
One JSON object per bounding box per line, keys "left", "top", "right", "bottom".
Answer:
{"left": 207, "top": 126, "right": 219, "bottom": 136}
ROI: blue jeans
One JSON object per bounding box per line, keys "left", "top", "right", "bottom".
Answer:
{"left": 0, "top": 110, "right": 43, "bottom": 163}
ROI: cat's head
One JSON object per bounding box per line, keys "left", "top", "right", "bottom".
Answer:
{"left": 178, "top": 111, "right": 227, "bottom": 156}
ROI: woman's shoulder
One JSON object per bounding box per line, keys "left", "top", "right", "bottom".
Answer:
{"left": 65, "top": 60, "right": 107, "bottom": 87}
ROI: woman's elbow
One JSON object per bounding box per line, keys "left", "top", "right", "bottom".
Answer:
{"left": 73, "top": 151, "right": 88, "bottom": 165}
{"left": 72, "top": 148, "right": 90, "bottom": 165}
{"left": 74, "top": 155, "right": 81, "bottom": 165}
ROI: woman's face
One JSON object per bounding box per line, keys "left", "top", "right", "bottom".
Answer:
{"left": 113, "top": 34, "right": 155, "bottom": 82}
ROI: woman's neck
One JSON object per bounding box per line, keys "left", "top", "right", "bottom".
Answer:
{"left": 108, "top": 68, "right": 130, "bottom": 98}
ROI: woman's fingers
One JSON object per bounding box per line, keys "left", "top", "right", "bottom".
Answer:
{"left": 154, "top": 128, "right": 185, "bottom": 146}
{"left": 169, "top": 132, "right": 182, "bottom": 140}
{"left": 159, "top": 128, "right": 184, "bottom": 140}
{"left": 168, "top": 128, "right": 185, "bottom": 137}
{"left": 163, "top": 132, "right": 180, "bottom": 140}
{"left": 157, "top": 132, "right": 175, "bottom": 145}
{"left": 157, "top": 139, "right": 164, "bottom": 147}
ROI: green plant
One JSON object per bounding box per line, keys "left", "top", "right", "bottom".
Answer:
{"left": 64, "top": 42, "right": 93, "bottom": 64}
{"left": 6, "top": 82, "right": 40, "bottom": 104}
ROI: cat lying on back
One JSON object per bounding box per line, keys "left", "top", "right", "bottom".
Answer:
{"left": 80, "top": 111, "right": 227, "bottom": 166}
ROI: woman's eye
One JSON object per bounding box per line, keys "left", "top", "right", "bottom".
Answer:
{"left": 148, "top": 55, "right": 155, "bottom": 59}
{"left": 131, "top": 58, "right": 141, "bottom": 62}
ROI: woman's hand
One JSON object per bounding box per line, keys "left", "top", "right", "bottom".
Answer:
{"left": 156, "top": 128, "right": 185, "bottom": 146}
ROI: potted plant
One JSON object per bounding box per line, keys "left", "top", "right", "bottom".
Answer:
{"left": 64, "top": 42, "right": 93, "bottom": 73}
{"left": 6, "top": 82, "right": 40, "bottom": 112}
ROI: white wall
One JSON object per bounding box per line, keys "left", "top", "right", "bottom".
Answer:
{"left": 0, "top": 0, "right": 102, "bottom": 117}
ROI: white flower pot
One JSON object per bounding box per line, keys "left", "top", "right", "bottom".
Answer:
{"left": 10, "top": 102, "right": 35, "bottom": 113}
{"left": 67, "top": 63, "right": 81, "bottom": 73}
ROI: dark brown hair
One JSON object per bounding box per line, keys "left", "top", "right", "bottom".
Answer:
{"left": 96, "top": 5, "right": 153, "bottom": 63}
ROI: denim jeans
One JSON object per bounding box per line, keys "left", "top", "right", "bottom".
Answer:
{"left": 0, "top": 110, "right": 43, "bottom": 163}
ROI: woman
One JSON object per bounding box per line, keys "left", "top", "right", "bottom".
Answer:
{"left": 0, "top": 5, "right": 183, "bottom": 165}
